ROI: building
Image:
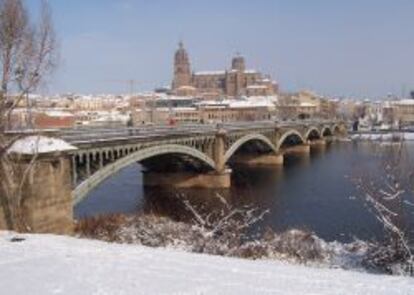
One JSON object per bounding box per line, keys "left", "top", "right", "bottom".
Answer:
{"left": 9, "top": 108, "right": 76, "bottom": 129}
{"left": 277, "top": 90, "right": 338, "bottom": 120}
{"left": 386, "top": 99, "right": 414, "bottom": 126}
{"left": 171, "top": 42, "right": 278, "bottom": 98}
{"left": 130, "top": 94, "right": 276, "bottom": 125}
{"left": 197, "top": 100, "right": 273, "bottom": 123}
{"left": 33, "top": 110, "right": 76, "bottom": 129}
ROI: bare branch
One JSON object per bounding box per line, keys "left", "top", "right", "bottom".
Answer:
{"left": 0, "top": 0, "right": 58, "bottom": 232}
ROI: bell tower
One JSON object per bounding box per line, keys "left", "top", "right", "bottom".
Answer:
{"left": 231, "top": 53, "right": 246, "bottom": 72}
{"left": 172, "top": 41, "right": 192, "bottom": 89}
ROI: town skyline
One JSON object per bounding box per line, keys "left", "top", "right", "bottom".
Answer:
{"left": 2, "top": 1, "right": 414, "bottom": 288}
{"left": 27, "top": 0, "right": 414, "bottom": 98}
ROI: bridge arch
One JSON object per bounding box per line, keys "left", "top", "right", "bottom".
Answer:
{"left": 224, "top": 133, "right": 277, "bottom": 163}
{"left": 321, "top": 126, "right": 333, "bottom": 137}
{"left": 73, "top": 144, "right": 216, "bottom": 204}
{"left": 276, "top": 129, "right": 305, "bottom": 150}
{"left": 304, "top": 127, "right": 321, "bottom": 141}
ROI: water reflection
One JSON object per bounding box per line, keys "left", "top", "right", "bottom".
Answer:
{"left": 75, "top": 142, "right": 414, "bottom": 243}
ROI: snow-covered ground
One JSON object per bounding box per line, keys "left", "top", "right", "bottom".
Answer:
{"left": 0, "top": 232, "right": 412, "bottom": 295}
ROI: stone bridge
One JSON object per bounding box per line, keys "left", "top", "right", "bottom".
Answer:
{"left": 1, "top": 120, "right": 346, "bottom": 234}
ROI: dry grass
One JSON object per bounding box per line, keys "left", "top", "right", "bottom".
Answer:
{"left": 75, "top": 214, "right": 127, "bottom": 242}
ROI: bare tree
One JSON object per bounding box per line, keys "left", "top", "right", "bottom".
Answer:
{"left": 0, "top": 0, "right": 57, "bottom": 231}
{"left": 353, "top": 140, "right": 414, "bottom": 275}
{"left": 181, "top": 193, "right": 269, "bottom": 241}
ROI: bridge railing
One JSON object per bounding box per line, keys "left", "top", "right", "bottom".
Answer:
{"left": 7, "top": 120, "right": 344, "bottom": 145}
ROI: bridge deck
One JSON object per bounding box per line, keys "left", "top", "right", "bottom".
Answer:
{"left": 55, "top": 120, "right": 334, "bottom": 146}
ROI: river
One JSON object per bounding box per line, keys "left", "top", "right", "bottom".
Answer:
{"left": 75, "top": 141, "right": 414, "bottom": 243}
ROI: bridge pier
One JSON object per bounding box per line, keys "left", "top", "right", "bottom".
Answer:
{"left": 282, "top": 144, "right": 311, "bottom": 156}
{"left": 0, "top": 153, "right": 73, "bottom": 234}
{"left": 231, "top": 153, "right": 284, "bottom": 166}
{"left": 324, "top": 136, "right": 335, "bottom": 144}
{"left": 213, "top": 129, "right": 227, "bottom": 172}
{"left": 143, "top": 169, "right": 231, "bottom": 188}
{"left": 309, "top": 139, "right": 327, "bottom": 151}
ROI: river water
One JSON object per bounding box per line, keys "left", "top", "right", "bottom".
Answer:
{"left": 75, "top": 141, "right": 414, "bottom": 243}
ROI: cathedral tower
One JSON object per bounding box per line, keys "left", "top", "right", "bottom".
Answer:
{"left": 231, "top": 54, "right": 246, "bottom": 72}
{"left": 172, "top": 41, "right": 192, "bottom": 89}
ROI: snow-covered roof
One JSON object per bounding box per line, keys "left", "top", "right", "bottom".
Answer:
{"left": 156, "top": 95, "right": 195, "bottom": 101}
{"left": 196, "top": 96, "right": 277, "bottom": 109}
{"left": 156, "top": 107, "right": 198, "bottom": 112}
{"left": 8, "top": 136, "right": 77, "bottom": 155}
{"left": 245, "top": 95, "right": 279, "bottom": 104}
{"left": 247, "top": 85, "right": 267, "bottom": 89}
{"left": 177, "top": 85, "right": 196, "bottom": 90}
{"left": 196, "top": 100, "right": 229, "bottom": 107}
{"left": 43, "top": 110, "right": 75, "bottom": 117}
{"left": 228, "top": 101, "right": 270, "bottom": 108}
{"left": 92, "top": 112, "right": 130, "bottom": 122}
{"left": 244, "top": 69, "right": 258, "bottom": 74}
{"left": 76, "top": 110, "right": 126, "bottom": 116}
{"left": 173, "top": 107, "right": 198, "bottom": 111}
{"left": 194, "top": 70, "right": 226, "bottom": 76}
{"left": 392, "top": 99, "right": 414, "bottom": 105}
{"left": 300, "top": 102, "right": 318, "bottom": 107}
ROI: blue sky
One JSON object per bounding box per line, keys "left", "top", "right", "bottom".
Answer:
{"left": 27, "top": 0, "right": 414, "bottom": 98}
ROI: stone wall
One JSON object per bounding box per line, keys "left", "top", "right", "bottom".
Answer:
{"left": 23, "top": 156, "right": 73, "bottom": 234}
{"left": 0, "top": 155, "right": 73, "bottom": 234}
{"left": 0, "top": 206, "right": 6, "bottom": 229}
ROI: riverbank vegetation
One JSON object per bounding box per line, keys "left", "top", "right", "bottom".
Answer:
{"left": 353, "top": 140, "right": 414, "bottom": 276}
{"left": 76, "top": 194, "right": 372, "bottom": 274}
{"left": 76, "top": 195, "right": 333, "bottom": 264}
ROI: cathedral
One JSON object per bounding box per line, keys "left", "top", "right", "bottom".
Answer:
{"left": 171, "top": 42, "right": 278, "bottom": 98}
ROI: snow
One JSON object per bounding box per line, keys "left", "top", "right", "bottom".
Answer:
{"left": 300, "top": 102, "right": 318, "bottom": 107}
{"left": 351, "top": 132, "right": 414, "bottom": 141}
{"left": 177, "top": 85, "right": 197, "bottom": 90}
{"left": 246, "top": 85, "right": 267, "bottom": 89}
{"left": 8, "top": 136, "right": 77, "bottom": 155}
{"left": 156, "top": 107, "right": 198, "bottom": 111}
{"left": 244, "top": 69, "right": 258, "bottom": 74}
{"left": 0, "top": 232, "right": 412, "bottom": 295}
{"left": 155, "top": 94, "right": 195, "bottom": 101}
{"left": 392, "top": 99, "right": 414, "bottom": 105}
{"left": 43, "top": 110, "right": 75, "bottom": 117}
{"left": 194, "top": 70, "right": 226, "bottom": 76}
{"left": 93, "top": 112, "right": 130, "bottom": 123}
{"left": 195, "top": 97, "right": 277, "bottom": 109}
{"left": 245, "top": 95, "right": 279, "bottom": 103}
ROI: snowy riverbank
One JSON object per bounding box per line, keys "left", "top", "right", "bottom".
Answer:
{"left": 0, "top": 231, "right": 412, "bottom": 295}
{"left": 350, "top": 132, "right": 414, "bottom": 142}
